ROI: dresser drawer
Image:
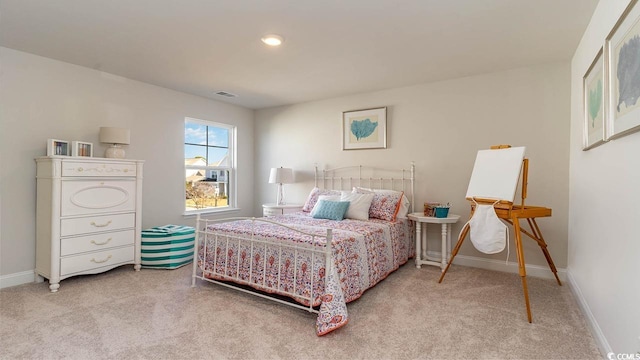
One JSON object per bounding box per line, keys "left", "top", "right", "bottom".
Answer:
{"left": 60, "top": 246, "right": 134, "bottom": 276}
{"left": 61, "top": 213, "right": 135, "bottom": 237}
{"left": 61, "top": 180, "right": 136, "bottom": 216}
{"left": 61, "top": 230, "right": 134, "bottom": 256}
{"left": 62, "top": 161, "right": 137, "bottom": 177}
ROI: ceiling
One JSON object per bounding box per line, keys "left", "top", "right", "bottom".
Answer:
{"left": 0, "top": 0, "right": 599, "bottom": 109}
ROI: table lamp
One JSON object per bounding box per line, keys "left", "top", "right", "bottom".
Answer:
{"left": 99, "top": 127, "right": 130, "bottom": 159}
{"left": 269, "top": 167, "right": 293, "bottom": 205}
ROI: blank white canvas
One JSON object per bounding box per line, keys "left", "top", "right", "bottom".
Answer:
{"left": 465, "top": 147, "right": 526, "bottom": 202}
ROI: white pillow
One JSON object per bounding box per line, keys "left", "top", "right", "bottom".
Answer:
{"left": 310, "top": 194, "right": 341, "bottom": 216}
{"left": 340, "top": 192, "right": 374, "bottom": 220}
{"left": 353, "top": 187, "right": 411, "bottom": 219}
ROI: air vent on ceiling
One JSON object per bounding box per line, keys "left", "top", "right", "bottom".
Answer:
{"left": 214, "top": 91, "right": 237, "bottom": 98}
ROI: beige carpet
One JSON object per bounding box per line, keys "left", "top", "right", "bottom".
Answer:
{"left": 0, "top": 263, "right": 601, "bottom": 359}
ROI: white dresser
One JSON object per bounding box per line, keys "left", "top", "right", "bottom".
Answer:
{"left": 35, "top": 156, "right": 144, "bottom": 292}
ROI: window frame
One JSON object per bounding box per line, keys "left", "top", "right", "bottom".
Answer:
{"left": 183, "top": 117, "right": 238, "bottom": 216}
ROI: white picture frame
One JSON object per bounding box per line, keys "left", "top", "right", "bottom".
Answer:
{"left": 72, "top": 141, "right": 93, "bottom": 157}
{"left": 46, "top": 139, "right": 70, "bottom": 156}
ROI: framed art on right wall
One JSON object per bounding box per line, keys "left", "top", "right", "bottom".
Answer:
{"left": 606, "top": 0, "right": 640, "bottom": 139}
{"left": 583, "top": 47, "right": 606, "bottom": 150}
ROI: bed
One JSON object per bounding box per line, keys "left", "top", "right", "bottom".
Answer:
{"left": 191, "top": 164, "right": 415, "bottom": 335}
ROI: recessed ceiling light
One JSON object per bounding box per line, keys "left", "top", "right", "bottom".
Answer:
{"left": 261, "top": 34, "right": 284, "bottom": 46}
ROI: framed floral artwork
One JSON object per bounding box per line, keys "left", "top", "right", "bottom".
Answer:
{"left": 583, "top": 48, "right": 606, "bottom": 150}
{"left": 342, "top": 107, "right": 387, "bottom": 150}
{"left": 606, "top": 0, "right": 640, "bottom": 139}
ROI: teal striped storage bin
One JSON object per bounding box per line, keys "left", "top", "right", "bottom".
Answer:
{"left": 141, "top": 225, "right": 195, "bottom": 269}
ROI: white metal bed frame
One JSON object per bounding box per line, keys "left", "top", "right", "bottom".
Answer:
{"left": 315, "top": 163, "right": 415, "bottom": 212}
{"left": 192, "top": 216, "right": 332, "bottom": 313}
{"left": 191, "top": 163, "right": 415, "bottom": 315}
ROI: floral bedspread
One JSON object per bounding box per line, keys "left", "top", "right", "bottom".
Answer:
{"left": 198, "top": 212, "right": 412, "bottom": 335}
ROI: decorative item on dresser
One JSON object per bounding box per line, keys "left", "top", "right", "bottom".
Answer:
{"left": 262, "top": 203, "right": 303, "bottom": 217}
{"left": 71, "top": 141, "right": 94, "bottom": 157}
{"left": 99, "top": 126, "right": 130, "bottom": 159}
{"left": 46, "top": 139, "right": 71, "bottom": 156}
{"left": 35, "top": 156, "right": 144, "bottom": 292}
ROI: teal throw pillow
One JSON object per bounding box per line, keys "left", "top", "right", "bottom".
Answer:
{"left": 311, "top": 200, "right": 350, "bottom": 221}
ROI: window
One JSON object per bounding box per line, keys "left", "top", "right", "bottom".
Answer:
{"left": 184, "top": 118, "right": 235, "bottom": 213}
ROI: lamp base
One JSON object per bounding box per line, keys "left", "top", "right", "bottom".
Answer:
{"left": 276, "top": 183, "right": 286, "bottom": 206}
{"left": 105, "top": 145, "right": 126, "bottom": 159}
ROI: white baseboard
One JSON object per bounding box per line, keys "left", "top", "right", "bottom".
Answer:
{"left": 0, "top": 270, "right": 36, "bottom": 289}
{"left": 566, "top": 270, "right": 610, "bottom": 357}
{"left": 426, "top": 250, "right": 567, "bottom": 281}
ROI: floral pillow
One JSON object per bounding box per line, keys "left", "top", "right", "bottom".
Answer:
{"left": 353, "top": 187, "right": 404, "bottom": 221}
{"left": 353, "top": 187, "right": 411, "bottom": 218}
{"left": 302, "top": 187, "right": 341, "bottom": 212}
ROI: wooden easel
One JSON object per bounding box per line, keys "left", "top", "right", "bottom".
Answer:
{"left": 438, "top": 145, "right": 562, "bottom": 323}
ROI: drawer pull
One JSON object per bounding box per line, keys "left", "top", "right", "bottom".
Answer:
{"left": 90, "top": 220, "right": 112, "bottom": 228}
{"left": 90, "top": 255, "right": 112, "bottom": 264}
{"left": 90, "top": 238, "right": 112, "bottom": 246}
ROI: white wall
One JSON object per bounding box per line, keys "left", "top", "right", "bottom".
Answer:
{"left": 255, "top": 62, "right": 571, "bottom": 270}
{"left": 0, "top": 47, "right": 254, "bottom": 279}
{"left": 569, "top": 0, "right": 640, "bottom": 354}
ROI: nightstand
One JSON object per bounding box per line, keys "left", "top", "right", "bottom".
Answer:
{"left": 407, "top": 212, "right": 460, "bottom": 271}
{"left": 262, "top": 203, "right": 303, "bottom": 217}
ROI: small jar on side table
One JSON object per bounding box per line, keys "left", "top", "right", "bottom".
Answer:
{"left": 407, "top": 212, "right": 460, "bottom": 271}
{"left": 262, "top": 203, "right": 303, "bottom": 217}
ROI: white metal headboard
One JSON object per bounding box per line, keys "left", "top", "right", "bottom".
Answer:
{"left": 314, "top": 163, "right": 415, "bottom": 213}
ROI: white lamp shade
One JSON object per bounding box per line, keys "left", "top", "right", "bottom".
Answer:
{"left": 99, "top": 127, "right": 130, "bottom": 145}
{"left": 269, "top": 167, "right": 293, "bottom": 184}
